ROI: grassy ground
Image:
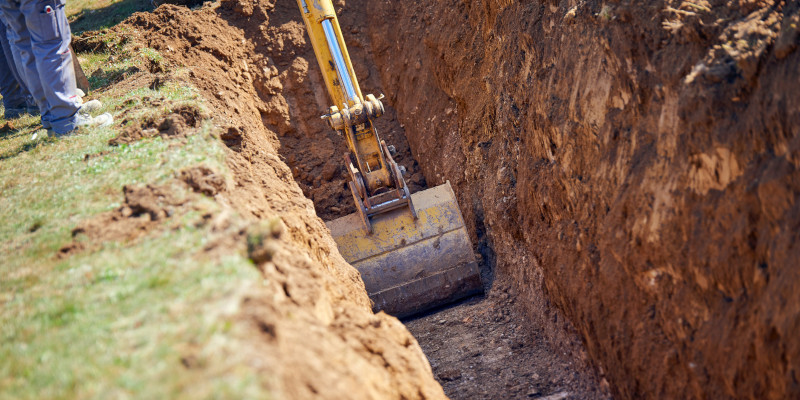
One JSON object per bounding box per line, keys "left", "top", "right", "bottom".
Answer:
{"left": 1, "top": 10, "right": 269, "bottom": 400}
{"left": 68, "top": 0, "right": 153, "bottom": 34}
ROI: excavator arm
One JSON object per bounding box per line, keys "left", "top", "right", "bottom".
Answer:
{"left": 297, "top": 0, "right": 413, "bottom": 233}
{"left": 295, "top": 0, "right": 482, "bottom": 318}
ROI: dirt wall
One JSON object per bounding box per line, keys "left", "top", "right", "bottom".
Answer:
{"left": 115, "top": 3, "right": 446, "bottom": 398}
{"left": 365, "top": 1, "right": 800, "bottom": 399}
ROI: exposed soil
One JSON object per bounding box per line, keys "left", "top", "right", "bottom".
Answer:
{"left": 106, "top": 2, "right": 448, "bottom": 398}
{"left": 59, "top": 182, "right": 190, "bottom": 257}
{"left": 95, "top": 0, "right": 612, "bottom": 398}
{"left": 405, "top": 279, "right": 609, "bottom": 400}
{"left": 252, "top": 0, "right": 428, "bottom": 223}
{"left": 73, "top": 0, "right": 800, "bottom": 398}
{"left": 68, "top": 0, "right": 604, "bottom": 398}
{"left": 178, "top": 165, "right": 227, "bottom": 197}
{"left": 367, "top": 1, "right": 800, "bottom": 399}
{"left": 109, "top": 103, "right": 204, "bottom": 145}
{"left": 0, "top": 121, "right": 15, "bottom": 135}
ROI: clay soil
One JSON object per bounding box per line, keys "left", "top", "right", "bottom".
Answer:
{"left": 94, "top": 2, "right": 450, "bottom": 398}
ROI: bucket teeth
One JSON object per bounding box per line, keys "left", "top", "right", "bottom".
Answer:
{"left": 326, "top": 181, "right": 483, "bottom": 318}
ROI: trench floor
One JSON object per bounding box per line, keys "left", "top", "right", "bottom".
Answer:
{"left": 403, "top": 283, "right": 610, "bottom": 400}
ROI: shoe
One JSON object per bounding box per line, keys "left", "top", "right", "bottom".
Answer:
{"left": 94, "top": 113, "right": 113, "bottom": 127}
{"left": 52, "top": 113, "right": 114, "bottom": 138}
{"left": 31, "top": 129, "right": 51, "bottom": 141}
{"left": 75, "top": 112, "right": 113, "bottom": 128}
{"left": 79, "top": 99, "right": 102, "bottom": 114}
{"left": 4, "top": 107, "right": 26, "bottom": 119}
{"left": 76, "top": 89, "right": 86, "bottom": 98}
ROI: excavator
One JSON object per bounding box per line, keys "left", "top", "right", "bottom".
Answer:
{"left": 295, "top": 0, "right": 482, "bottom": 318}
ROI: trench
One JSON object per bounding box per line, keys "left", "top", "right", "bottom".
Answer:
{"left": 217, "top": 1, "right": 609, "bottom": 399}
{"left": 128, "top": 0, "right": 800, "bottom": 398}
{"left": 129, "top": 0, "right": 607, "bottom": 398}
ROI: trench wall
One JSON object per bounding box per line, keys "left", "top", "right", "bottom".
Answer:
{"left": 119, "top": 2, "right": 448, "bottom": 398}
{"left": 365, "top": 1, "right": 800, "bottom": 399}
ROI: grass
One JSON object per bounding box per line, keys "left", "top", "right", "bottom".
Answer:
{"left": 0, "top": 32, "right": 269, "bottom": 399}
{"left": 67, "top": 0, "right": 153, "bottom": 34}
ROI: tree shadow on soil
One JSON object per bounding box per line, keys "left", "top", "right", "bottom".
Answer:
{"left": 88, "top": 66, "right": 141, "bottom": 92}
{"left": 69, "top": 0, "right": 152, "bottom": 34}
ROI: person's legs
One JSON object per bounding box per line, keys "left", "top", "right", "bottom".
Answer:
{"left": 0, "top": 17, "right": 31, "bottom": 94}
{"left": 0, "top": 17, "right": 37, "bottom": 113}
{"left": 20, "top": 0, "right": 79, "bottom": 134}
{"left": 0, "top": 16, "right": 28, "bottom": 113}
{"left": 0, "top": 0, "right": 49, "bottom": 127}
{"left": 0, "top": 45, "right": 27, "bottom": 112}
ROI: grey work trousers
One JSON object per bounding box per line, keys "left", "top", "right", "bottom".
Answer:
{"left": 0, "top": 17, "right": 28, "bottom": 110}
{"left": 0, "top": 0, "right": 79, "bottom": 133}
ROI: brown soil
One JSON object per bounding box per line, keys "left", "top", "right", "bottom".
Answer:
{"left": 178, "top": 165, "right": 227, "bottom": 196}
{"left": 110, "top": 103, "right": 204, "bottom": 146}
{"left": 73, "top": 0, "right": 800, "bottom": 398}
{"left": 59, "top": 183, "right": 190, "bottom": 257}
{"left": 0, "top": 121, "right": 16, "bottom": 135}
{"left": 86, "top": 0, "right": 612, "bottom": 397}
{"left": 367, "top": 1, "right": 800, "bottom": 399}
{"left": 406, "top": 278, "right": 609, "bottom": 400}
{"left": 106, "top": 2, "right": 447, "bottom": 398}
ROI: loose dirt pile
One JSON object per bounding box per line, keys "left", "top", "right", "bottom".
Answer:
{"left": 88, "top": 2, "right": 449, "bottom": 398}
{"left": 367, "top": 1, "right": 800, "bottom": 399}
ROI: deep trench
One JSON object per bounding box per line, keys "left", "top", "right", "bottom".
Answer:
{"left": 280, "top": 83, "right": 609, "bottom": 398}
{"left": 136, "top": 0, "right": 800, "bottom": 398}
{"left": 245, "top": 3, "right": 609, "bottom": 399}
{"left": 134, "top": 1, "right": 609, "bottom": 398}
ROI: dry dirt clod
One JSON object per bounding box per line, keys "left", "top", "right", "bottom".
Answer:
{"left": 0, "top": 121, "right": 16, "bottom": 134}
{"left": 59, "top": 183, "right": 189, "bottom": 257}
{"left": 437, "top": 369, "right": 462, "bottom": 382}
{"left": 246, "top": 219, "right": 285, "bottom": 265}
{"left": 178, "top": 166, "right": 226, "bottom": 196}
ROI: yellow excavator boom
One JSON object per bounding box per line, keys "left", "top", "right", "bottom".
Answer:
{"left": 295, "top": 0, "right": 483, "bottom": 317}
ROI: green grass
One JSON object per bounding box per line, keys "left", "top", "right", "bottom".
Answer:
{"left": 0, "top": 40, "right": 269, "bottom": 399}
{"left": 67, "top": 0, "right": 153, "bottom": 34}
{"left": 81, "top": 50, "right": 140, "bottom": 90}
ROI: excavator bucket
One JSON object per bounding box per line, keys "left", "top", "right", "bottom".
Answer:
{"left": 326, "top": 182, "right": 482, "bottom": 318}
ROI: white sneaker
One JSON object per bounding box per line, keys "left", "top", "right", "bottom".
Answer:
{"left": 76, "top": 89, "right": 86, "bottom": 98}
{"left": 31, "top": 130, "right": 48, "bottom": 141}
{"left": 75, "top": 112, "right": 114, "bottom": 129}
{"left": 79, "top": 99, "right": 102, "bottom": 114}
{"left": 52, "top": 112, "right": 115, "bottom": 137}
{"left": 94, "top": 113, "right": 114, "bottom": 127}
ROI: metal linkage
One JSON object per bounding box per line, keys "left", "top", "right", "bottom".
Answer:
{"left": 321, "top": 19, "right": 359, "bottom": 106}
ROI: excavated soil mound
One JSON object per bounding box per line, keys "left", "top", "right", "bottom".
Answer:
{"left": 366, "top": 1, "right": 800, "bottom": 399}
{"left": 101, "top": 2, "right": 449, "bottom": 398}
